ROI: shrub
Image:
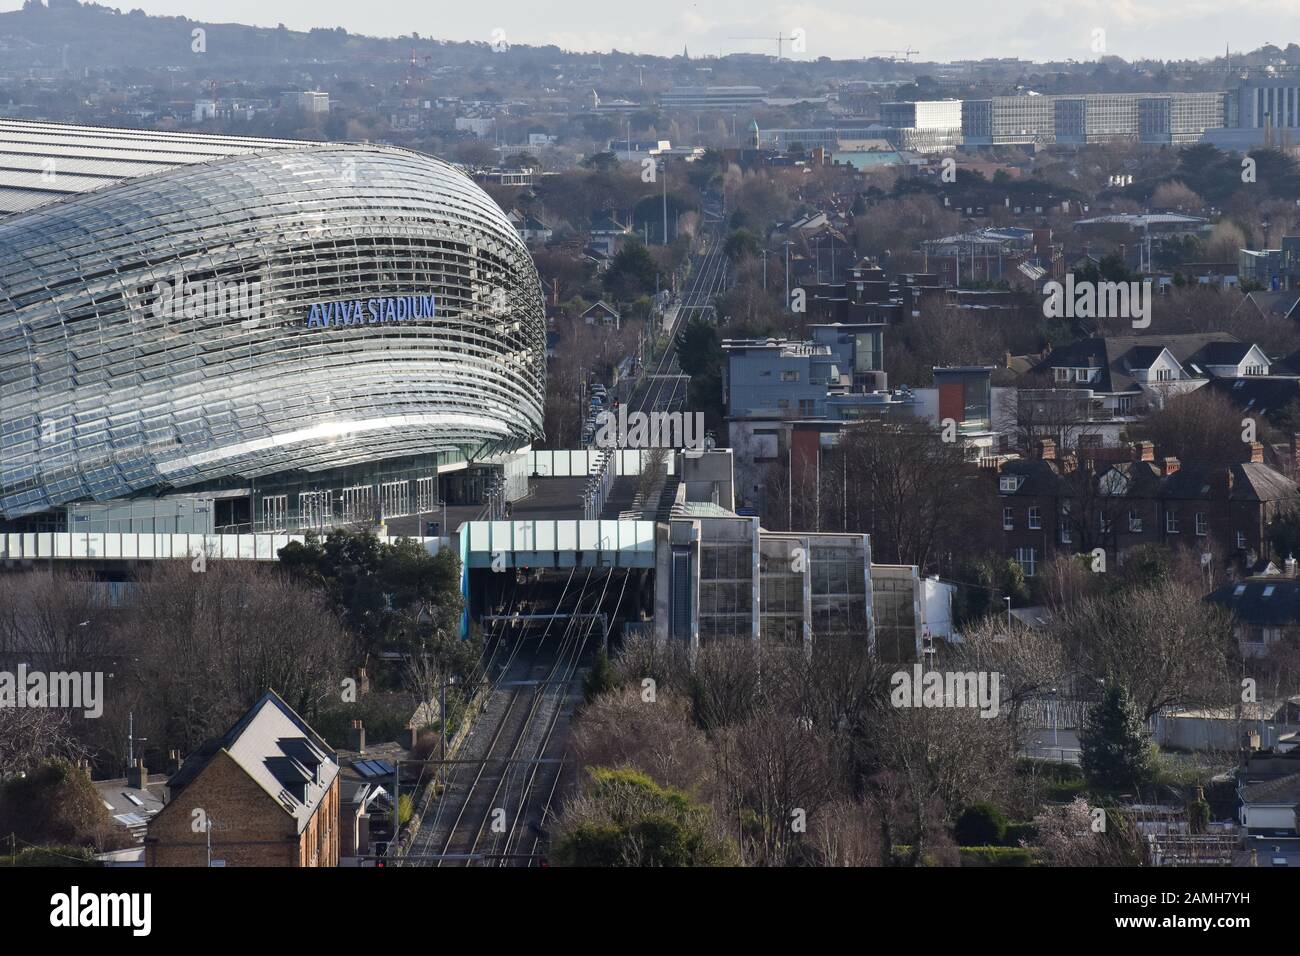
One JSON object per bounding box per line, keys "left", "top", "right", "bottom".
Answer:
{"left": 954, "top": 803, "right": 1008, "bottom": 846}
{"left": 959, "top": 846, "right": 1037, "bottom": 867}
{"left": 0, "top": 758, "right": 113, "bottom": 849}
{"left": 552, "top": 767, "right": 734, "bottom": 867}
{"left": 0, "top": 845, "right": 101, "bottom": 867}
{"left": 1003, "top": 821, "right": 1039, "bottom": 845}
{"left": 583, "top": 647, "right": 617, "bottom": 704}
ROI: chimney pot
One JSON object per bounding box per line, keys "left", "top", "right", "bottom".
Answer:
{"left": 1133, "top": 440, "right": 1155, "bottom": 462}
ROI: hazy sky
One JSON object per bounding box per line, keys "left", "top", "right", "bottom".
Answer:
{"left": 4, "top": 0, "right": 1294, "bottom": 62}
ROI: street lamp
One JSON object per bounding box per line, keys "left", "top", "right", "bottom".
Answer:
{"left": 784, "top": 240, "right": 794, "bottom": 312}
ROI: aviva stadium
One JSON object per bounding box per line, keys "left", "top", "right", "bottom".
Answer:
{"left": 0, "top": 121, "right": 545, "bottom": 532}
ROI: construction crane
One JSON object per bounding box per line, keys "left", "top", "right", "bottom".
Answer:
{"left": 872, "top": 48, "right": 919, "bottom": 62}
{"left": 729, "top": 33, "right": 797, "bottom": 60}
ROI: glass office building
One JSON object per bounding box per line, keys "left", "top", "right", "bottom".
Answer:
{"left": 963, "top": 92, "right": 1226, "bottom": 146}
{"left": 0, "top": 123, "right": 546, "bottom": 524}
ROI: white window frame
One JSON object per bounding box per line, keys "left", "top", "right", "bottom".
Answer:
{"left": 261, "top": 494, "right": 288, "bottom": 531}
{"left": 1003, "top": 507, "right": 1014, "bottom": 531}
{"left": 1166, "top": 510, "right": 1179, "bottom": 534}
{"left": 1028, "top": 506, "right": 1041, "bottom": 529}
{"left": 1014, "top": 547, "right": 1037, "bottom": 577}
{"left": 1195, "top": 512, "right": 1208, "bottom": 537}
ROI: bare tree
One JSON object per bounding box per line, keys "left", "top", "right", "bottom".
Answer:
{"left": 867, "top": 703, "right": 1017, "bottom": 865}
{"left": 0, "top": 708, "right": 89, "bottom": 780}
{"left": 1052, "top": 578, "right": 1237, "bottom": 720}
{"left": 950, "top": 615, "right": 1069, "bottom": 746}
{"left": 570, "top": 687, "right": 715, "bottom": 800}
{"left": 125, "top": 560, "right": 350, "bottom": 754}
{"left": 837, "top": 422, "right": 990, "bottom": 570}
{"left": 714, "top": 706, "right": 839, "bottom": 867}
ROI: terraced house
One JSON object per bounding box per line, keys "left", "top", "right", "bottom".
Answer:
{"left": 993, "top": 438, "right": 1298, "bottom": 577}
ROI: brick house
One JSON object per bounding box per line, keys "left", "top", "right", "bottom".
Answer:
{"left": 145, "top": 690, "right": 340, "bottom": 867}
{"left": 993, "top": 438, "right": 1299, "bottom": 578}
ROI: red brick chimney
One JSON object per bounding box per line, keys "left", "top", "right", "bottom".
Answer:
{"left": 1133, "top": 440, "right": 1155, "bottom": 462}
{"left": 1245, "top": 441, "right": 1264, "bottom": 464}
{"left": 1037, "top": 438, "right": 1057, "bottom": 461}
{"left": 1161, "top": 456, "right": 1180, "bottom": 476}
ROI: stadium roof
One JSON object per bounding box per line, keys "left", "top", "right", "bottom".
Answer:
{"left": 0, "top": 119, "right": 308, "bottom": 216}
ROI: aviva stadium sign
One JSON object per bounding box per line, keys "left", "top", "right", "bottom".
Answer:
{"left": 306, "top": 294, "right": 437, "bottom": 328}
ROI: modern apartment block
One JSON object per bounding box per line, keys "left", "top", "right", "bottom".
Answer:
{"left": 653, "top": 451, "right": 954, "bottom": 659}
{"left": 961, "top": 92, "right": 1226, "bottom": 145}
{"left": 660, "top": 86, "right": 768, "bottom": 110}
{"left": 880, "top": 100, "right": 963, "bottom": 152}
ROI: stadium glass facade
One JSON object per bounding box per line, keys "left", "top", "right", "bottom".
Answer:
{"left": 0, "top": 134, "right": 546, "bottom": 526}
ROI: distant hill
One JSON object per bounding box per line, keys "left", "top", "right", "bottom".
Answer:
{"left": 0, "top": 0, "right": 615, "bottom": 71}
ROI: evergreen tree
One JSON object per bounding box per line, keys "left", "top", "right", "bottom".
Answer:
{"left": 1079, "top": 685, "right": 1153, "bottom": 792}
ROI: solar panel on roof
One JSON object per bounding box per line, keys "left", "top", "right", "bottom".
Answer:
{"left": 353, "top": 759, "right": 396, "bottom": 779}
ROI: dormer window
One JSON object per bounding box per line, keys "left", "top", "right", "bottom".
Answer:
{"left": 999, "top": 475, "right": 1022, "bottom": 493}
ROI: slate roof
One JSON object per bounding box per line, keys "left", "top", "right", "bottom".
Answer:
{"left": 1207, "top": 376, "right": 1300, "bottom": 418}
{"left": 999, "top": 457, "right": 1296, "bottom": 503}
{"left": 1209, "top": 577, "right": 1300, "bottom": 626}
{"left": 1240, "top": 771, "right": 1300, "bottom": 806}
{"left": 1160, "top": 461, "right": 1297, "bottom": 502}
{"left": 1191, "top": 341, "right": 1255, "bottom": 366}
{"left": 165, "top": 689, "right": 338, "bottom": 834}
{"left": 1032, "top": 333, "right": 1243, "bottom": 392}
{"left": 1236, "top": 291, "right": 1300, "bottom": 320}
